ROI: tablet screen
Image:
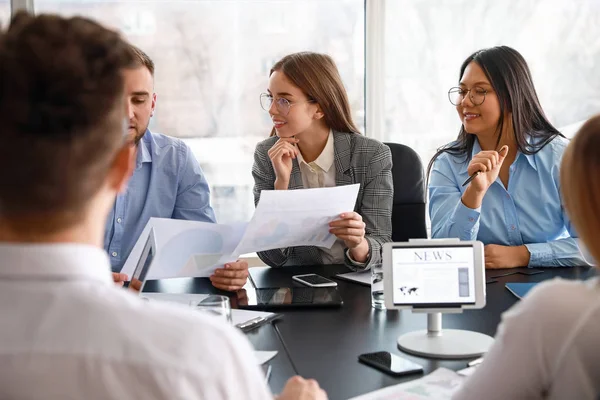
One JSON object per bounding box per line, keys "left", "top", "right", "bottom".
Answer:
{"left": 128, "top": 229, "right": 155, "bottom": 293}
{"left": 238, "top": 287, "right": 343, "bottom": 309}
{"left": 391, "top": 244, "right": 476, "bottom": 306}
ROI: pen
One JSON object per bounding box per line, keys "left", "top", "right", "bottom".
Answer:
{"left": 237, "top": 316, "right": 267, "bottom": 330}
{"left": 461, "top": 171, "right": 480, "bottom": 187}
{"left": 265, "top": 364, "right": 272, "bottom": 382}
{"left": 462, "top": 145, "right": 509, "bottom": 187}
{"left": 467, "top": 357, "right": 484, "bottom": 367}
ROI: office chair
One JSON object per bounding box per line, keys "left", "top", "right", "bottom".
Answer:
{"left": 384, "top": 142, "right": 427, "bottom": 242}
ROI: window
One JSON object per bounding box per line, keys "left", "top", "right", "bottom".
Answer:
{"left": 0, "top": 0, "right": 9, "bottom": 26}
{"left": 384, "top": 0, "right": 600, "bottom": 168}
{"left": 36, "top": 0, "right": 365, "bottom": 223}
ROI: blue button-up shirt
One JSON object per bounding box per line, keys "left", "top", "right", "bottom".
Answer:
{"left": 104, "top": 130, "right": 216, "bottom": 272}
{"left": 429, "top": 136, "right": 585, "bottom": 267}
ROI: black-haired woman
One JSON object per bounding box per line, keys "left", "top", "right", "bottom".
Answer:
{"left": 428, "top": 46, "right": 586, "bottom": 268}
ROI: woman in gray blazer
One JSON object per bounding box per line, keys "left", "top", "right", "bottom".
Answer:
{"left": 253, "top": 52, "right": 393, "bottom": 271}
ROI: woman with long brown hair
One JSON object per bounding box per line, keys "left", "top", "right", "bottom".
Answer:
{"left": 252, "top": 52, "right": 393, "bottom": 269}
{"left": 453, "top": 115, "right": 600, "bottom": 399}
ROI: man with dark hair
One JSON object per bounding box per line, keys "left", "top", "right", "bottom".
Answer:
{"left": 106, "top": 44, "right": 249, "bottom": 291}
{"left": 0, "top": 12, "right": 325, "bottom": 400}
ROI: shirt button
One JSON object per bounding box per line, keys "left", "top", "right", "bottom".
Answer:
{"left": 111, "top": 252, "right": 118, "bottom": 257}
{"left": 506, "top": 194, "right": 510, "bottom": 199}
{"left": 468, "top": 217, "right": 474, "bottom": 222}
{"left": 117, "top": 218, "right": 122, "bottom": 224}
{"left": 511, "top": 225, "right": 516, "bottom": 231}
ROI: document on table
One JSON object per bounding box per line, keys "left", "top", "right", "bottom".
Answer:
{"left": 349, "top": 368, "right": 464, "bottom": 400}
{"left": 140, "top": 293, "right": 280, "bottom": 329}
{"left": 231, "top": 184, "right": 360, "bottom": 257}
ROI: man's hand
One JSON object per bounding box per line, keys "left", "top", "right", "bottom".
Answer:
{"left": 112, "top": 272, "right": 128, "bottom": 287}
{"left": 277, "top": 376, "right": 327, "bottom": 400}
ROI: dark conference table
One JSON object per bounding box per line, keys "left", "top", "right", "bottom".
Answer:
{"left": 144, "top": 264, "right": 594, "bottom": 399}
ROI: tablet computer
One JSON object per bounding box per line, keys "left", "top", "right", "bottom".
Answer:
{"left": 237, "top": 287, "right": 343, "bottom": 310}
{"left": 383, "top": 240, "right": 485, "bottom": 311}
{"left": 124, "top": 228, "right": 156, "bottom": 294}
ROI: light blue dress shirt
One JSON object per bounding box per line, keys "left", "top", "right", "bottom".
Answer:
{"left": 104, "top": 130, "right": 216, "bottom": 272}
{"left": 429, "top": 136, "right": 585, "bottom": 267}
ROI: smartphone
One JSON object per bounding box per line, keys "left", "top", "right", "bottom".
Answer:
{"left": 358, "top": 351, "right": 424, "bottom": 377}
{"left": 292, "top": 273, "right": 338, "bottom": 287}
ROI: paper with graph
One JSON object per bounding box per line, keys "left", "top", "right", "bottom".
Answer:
{"left": 121, "top": 218, "right": 247, "bottom": 279}
{"left": 231, "top": 184, "right": 360, "bottom": 257}
{"left": 349, "top": 368, "right": 464, "bottom": 400}
{"left": 121, "top": 185, "right": 360, "bottom": 280}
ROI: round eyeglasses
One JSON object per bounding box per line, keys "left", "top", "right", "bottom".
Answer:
{"left": 448, "top": 86, "right": 491, "bottom": 106}
{"left": 260, "top": 93, "right": 315, "bottom": 116}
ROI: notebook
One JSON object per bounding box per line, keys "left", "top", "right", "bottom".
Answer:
{"left": 505, "top": 282, "right": 538, "bottom": 299}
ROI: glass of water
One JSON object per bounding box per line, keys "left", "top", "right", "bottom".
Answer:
{"left": 371, "top": 263, "right": 385, "bottom": 309}
{"left": 189, "top": 295, "right": 232, "bottom": 324}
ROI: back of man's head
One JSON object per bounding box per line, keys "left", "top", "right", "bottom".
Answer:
{"left": 0, "top": 12, "right": 135, "bottom": 232}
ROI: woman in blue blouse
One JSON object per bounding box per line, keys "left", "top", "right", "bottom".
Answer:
{"left": 428, "top": 46, "right": 585, "bottom": 268}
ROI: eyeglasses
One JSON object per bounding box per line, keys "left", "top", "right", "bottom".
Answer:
{"left": 260, "top": 93, "right": 315, "bottom": 116}
{"left": 448, "top": 86, "right": 492, "bottom": 106}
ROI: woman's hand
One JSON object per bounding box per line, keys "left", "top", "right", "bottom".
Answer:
{"left": 329, "top": 212, "right": 369, "bottom": 263}
{"left": 462, "top": 145, "right": 509, "bottom": 209}
{"left": 268, "top": 137, "right": 299, "bottom": 189}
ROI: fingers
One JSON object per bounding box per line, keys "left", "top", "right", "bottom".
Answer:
{"left": 112, "top": 272, "right": 128, "bottom": 285}
{"left": 211, "top": 282, "right": 244, "bottom": 292}
{"left": 129, "top": 278, "right": 143, "bottom": 291}
{"left": 472, "top": 153, "right": 496, "bottom": 170}
{"left": 328, "top": 218, "right": 365, "bottom": 229}
{"left": 498, "top": 145, "right": 509, "bottom": 164}
{"left": 268, "top": 139, "right": 299, "bottom": 160}
{"left": 270, "top": 145, "right": 297, "bottom": 162}
{"left": 212, "top": 268, "right": 249, "bottom": 279}
{"left": 209, "top": 275, "right": 247, "bottom": 291}
{"left": 329, "top": 212, "right": 362, "bottom": 226}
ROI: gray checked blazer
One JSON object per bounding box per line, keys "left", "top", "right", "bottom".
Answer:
{"left": 252, "top": 131, "right": 393, "bottom": 271}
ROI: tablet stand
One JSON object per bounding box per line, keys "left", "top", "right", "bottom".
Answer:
{"left": 397, "top": 312, "right": 494, "bottom": 359}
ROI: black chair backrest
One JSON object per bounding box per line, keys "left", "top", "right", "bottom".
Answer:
{"left": 384, "top": 142, "right": 427, "bottom": 242}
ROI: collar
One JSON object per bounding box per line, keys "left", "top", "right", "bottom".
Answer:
{"left": 297, "top": 130, "right": 335, "bottom": 172}
{"left": 471, "top": 137, "right": 537, "bottom": 171}
{"left": 136, "top": 129, "right": 153, "bottom": 170}
{"left": 0, "top": 243, "right": 113, "bottom": 285}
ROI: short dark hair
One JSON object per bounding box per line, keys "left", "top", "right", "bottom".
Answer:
{"left": 0, "top": 12, "right": 135, "bottom": 231}
{"left": 127, "top": 44, "right": 154, "bottom": 76}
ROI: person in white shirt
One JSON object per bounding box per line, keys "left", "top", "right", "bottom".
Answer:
{"left": 453, "top": 114, "right": 600, "bottom": 400}
{"left": 0, "top": 12, "right": 326, "bottom": 400}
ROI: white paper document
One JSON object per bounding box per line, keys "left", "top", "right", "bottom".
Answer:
{"left": 121, "top": 185, "right": 360, "bottom": 279}
{"left": 254, "top": 351, "right": 278, "bottom": 365}
{"left": 349, "top": 368, "right": 464, "bottom": 400}
{"left": 140, "top": 293, "right": 277, "bottom": 328}
{"left": 232, "top": 184, "right": 360, "bottom": 256}
{"left": 122, "top": 218, "right": 247, "bottom": 279}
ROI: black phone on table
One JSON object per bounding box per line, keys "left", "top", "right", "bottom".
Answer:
{"left": 292, "top": 273, "right": 337, "bottom": 287}
{"left": 358, "top": 351, "right": 424, "bottom": 377}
